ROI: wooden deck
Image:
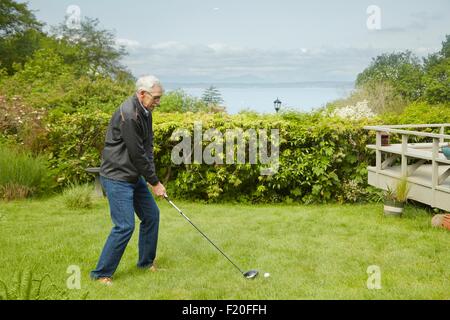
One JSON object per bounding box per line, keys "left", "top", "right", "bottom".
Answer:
{"left": 364, "top": 124, "right": 450, "bottom": 212}
{"left": 368, "top": 165, "right": 450, "bottom": 211}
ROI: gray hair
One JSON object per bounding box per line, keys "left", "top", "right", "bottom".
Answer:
{"left": 135, "top": 75, "right": 162, "bottom": 92}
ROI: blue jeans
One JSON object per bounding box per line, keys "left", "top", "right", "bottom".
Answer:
{"left": 90, "top": 176, "right": 160, "bottom": 279}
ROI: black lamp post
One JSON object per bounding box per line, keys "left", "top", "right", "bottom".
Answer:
{"left": 274, "top": 98, "right": 281, "bottom": 113}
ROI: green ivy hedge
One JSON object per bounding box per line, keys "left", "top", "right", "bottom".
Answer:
{"left": 45, "top": 110, "right": 381, "bottom": 203}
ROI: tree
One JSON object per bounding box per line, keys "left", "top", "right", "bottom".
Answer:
{"left": 0, "top": 0, "right": 42, "bottom": 36}
{"left": 0, "top": 47, "right": 77, "bottom": 109}
{"left": 201, "top": 86, "right": 224, "bottom": 106}
{"left": 50, "top": 17, "right": 132, "bottom": 80}
{"left": 356, "top": 51, "right": 424, "bottom": 101}
{"left": 438, "top": 34, "right": 450, "bottom": 59}
{"left": 0, "top": 0, "right": 44, "bottom": 74}
{"left": 0, "top": 46, "right": 134, "bottom": 113}
{"left": 158, "top": 90, "right": 209, "bottom": 113}
{"left": 422, "top": 35, "right": 450, "bottom": 104}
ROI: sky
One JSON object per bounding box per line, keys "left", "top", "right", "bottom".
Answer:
{"left": 24, "top": 0, "right": 450, "bottom": 83}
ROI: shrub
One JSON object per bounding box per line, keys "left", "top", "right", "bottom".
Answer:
{"left": 43, "top": 110, "right": 378, "bottom": 203}
{"left": 5, "top": 98, "right": 447, "bottom": 204}
{"left": 62, "top": 184, "right": 93, "bottom": 209}
{"left": 0, "top": 48, "right": 77, "bottom": 110}
{"left": 4, "top": 97, "right": 449, "bottom": 204}
{"left": 330, "top": 100, "right": 375, "bottom": 120}
{"left": 0, "top": 48, "right": 133, "bottom": 114}
{"left": 392, "top": 102, "right": 450, "bottom": 125}
{"left": 325, "top": 81, "right": 408, "bottom": 116}
{"left": 0, "top": 145, "right": 53, "bottom": 200}
{"left": 0, "top": 95, "right": 48, "bottom": 153}
{"left": 157, "top": 89, "right": 209, "bottom": 113}
{"left": 45, "top": 110, "right": 110, "bottom": 187}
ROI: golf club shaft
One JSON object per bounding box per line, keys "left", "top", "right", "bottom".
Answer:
{"left": 164, "top": 195, "right": 244, "bottom": 275}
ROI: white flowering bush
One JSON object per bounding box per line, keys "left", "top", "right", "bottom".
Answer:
{"left": 0, "top": 95, "right": 47, "bottom": 151}
{"left": 330, "top": 100, "right": 375, "bottom": 120}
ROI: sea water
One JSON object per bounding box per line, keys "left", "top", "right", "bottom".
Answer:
{"left": 165, "top": 83, "right": 354, "bottom": 114}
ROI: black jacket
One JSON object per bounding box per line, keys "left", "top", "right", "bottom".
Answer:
{"left": 100, "top": 95, "right": 159, "bottom": 186}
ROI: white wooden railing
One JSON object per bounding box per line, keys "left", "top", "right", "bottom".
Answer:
{"left": 364, "top": 124, "right": 450, "bottom": 193}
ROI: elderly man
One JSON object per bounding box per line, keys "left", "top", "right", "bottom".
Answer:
{"left": 91, "top": 75, "right": 166, "bottom": 285}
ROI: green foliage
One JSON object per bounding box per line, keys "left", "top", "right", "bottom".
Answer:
{"left": 385, "top": 102, "right": 450, "bottom": 125}
{"left": 384, "top": 177, "right": 410, "bottom": 203}
{"left": 45, "top": 110, "right": 110, "bottom": 187}
{"left": 40, "top": 103, "right": 445, "bottom": 204}
{"left": 0, "top": 47, "right": 133, "bottom": 113}
{"left": 338, "top": 179, "right": 375, "bottom": 203}
{"left": 355, "top": 35, "right": 450, "bottom": 105}
{"left": 201, "top": 86, "right": 224, "bottom": 105}
{"left": 0, "top": 29, "right": 44, "bottom": 75}
{"left": 43, "top": 75, "right": 133, "bottom": 114}
{"left": 0, "top": 268, "right": 88, "bottom": 300}
{"left": 326, "top": 81, "right": 408, "bottom": 115}
{"left": 0, "top": 47, "right": 77, "bottom": 109}
{"left": 0, "top": 3, "right": 134, "bottom": 113}
{"left": 62, "top": 184, "right": 93, "bottom": 209}
{"left": 356, "top": 51, "right": 424, "bottom": 101}
{"left": 0, "top": 145, "right": 54, "bottom": 200}
{"left": 0, "top": 0, "right": 44, "bottom": 74}
{"left": 422, "top": 36, "right": 450, "bottom": 104}
{"left": 423, "top": 58, "right": 450, "bottom": 104}
{"left": 50, "top": 17, "right": 132, "bottom": 80}
{"left": 201, "top": 86, "right": 226, "bottom": 112}
{"left": 157, "top": 89, "right": 209, "bottom": 113}
{"left": 0, "top": 6, "right": 446, "bottom": 205}
{"left": 384, "top": 186, "right": 396, "bottom": 202}
{"left": 395, "top": 177, "right": 410, "bottom": 203}
{"left": 41, "top": 110, "right": 377, "bottom": 203}
{"left": 0, "top": 95, "right": 48, "bottom": 152}
{"left": 0, "top": 0, "right": 42, "bottom": 36}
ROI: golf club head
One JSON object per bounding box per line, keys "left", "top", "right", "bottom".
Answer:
{"left": 243, "top": 270, "right": 259, "bottom": 279}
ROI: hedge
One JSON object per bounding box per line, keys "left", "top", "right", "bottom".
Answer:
{"left": 44, "top": 110, "right": 381, "bottom": 203}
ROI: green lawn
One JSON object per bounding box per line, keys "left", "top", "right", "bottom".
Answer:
{"left": 0, "top": 195, "right": 449, "bottom": 300}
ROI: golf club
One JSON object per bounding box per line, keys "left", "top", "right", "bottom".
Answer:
{"left": 163, "top": 194, "right": 258, "bottom": 280}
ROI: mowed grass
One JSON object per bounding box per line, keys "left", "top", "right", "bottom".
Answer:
{"left": 0, "top": 195, "right": 449, "bottom": 300}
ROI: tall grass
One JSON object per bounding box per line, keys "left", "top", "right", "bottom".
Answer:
{"left": 0, "top": 145, "right": 53, "bottom": 200}
{"left": 62, "top": 184, "right": 93, "bottom": 209}
{"left": 395, "top": 176, "right": 411, "bottom": 203}
{"left": 325, "top": 81, "right": 408, "bottom": 115}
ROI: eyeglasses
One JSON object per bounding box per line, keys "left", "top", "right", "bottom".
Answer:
{"left": 144, "top": 91, "right": 162, "bottom": 100}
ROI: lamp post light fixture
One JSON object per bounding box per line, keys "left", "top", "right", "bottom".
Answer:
{"left": 274, "top": 98, "right": 281, "bottom": 113}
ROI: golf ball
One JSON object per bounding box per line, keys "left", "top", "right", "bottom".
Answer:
{"left": 264, "top": 272, "right": 270, "bottom": 278}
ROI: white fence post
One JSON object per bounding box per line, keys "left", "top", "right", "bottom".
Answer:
{"left": 401, "top": 134, "right": 408, "bottom": 177}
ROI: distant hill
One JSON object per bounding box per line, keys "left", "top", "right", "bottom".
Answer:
{"left": 165, "top": 81, "right": 355, "bottom": 89}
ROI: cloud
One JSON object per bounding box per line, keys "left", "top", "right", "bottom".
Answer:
{"left": 410, "top": 11, "right": 444, "bottom": 22}
{"left": 376, "top": 11, "right": 444, "bottom": 34}
{"left": 377, "top": 26, "right": 406, "bottom": 33}
{"left": 121, "top": 41, "right": 433, "bottom": 82}
{"left": 151, "top": 41, "right": 188, "bottom": 51}
{"left": 116, "top": 38, "right": 141, "bottom": 52}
